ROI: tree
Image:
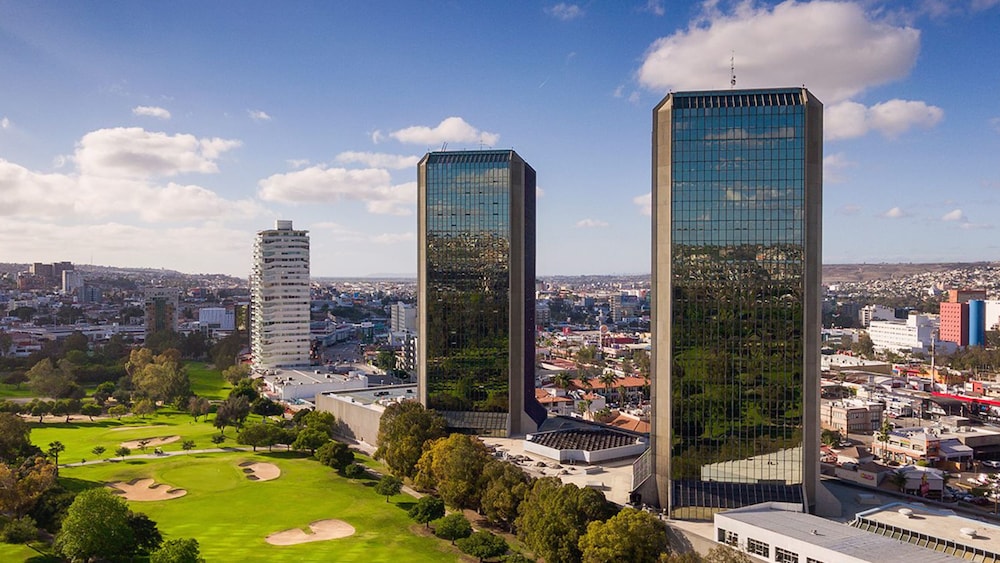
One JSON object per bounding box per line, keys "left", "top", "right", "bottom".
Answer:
{"left": 457, "top": 530, "right": 508, "bottom": 562}
{"left": 237, "top": 422, "right": 278, "bottom": 452}
{"left": 515, "top": 477, "right": 616, "bottom": 563}
{"left": 888, "top": 469, "right": 908, "bottom": 492}
{"left": 315, "top": 441, "right": 354, "bottom": 472}
{"left": 408, "top": 495, "right": 445, "bottom": 528}
{"left": 116, "top": 446, "right": 131, "bottom": 460}
{"left": 251, "top": 397, "right": 284, "bottom": 421}
{"left": 375, "top": 350, "right": 397, "bottom": 372}
{"left": 702, "top": 546, "right": 754, "bottom": 563}
{"left": 181, "top": 440, "right": 195, "bottom": 451}
{"left": 0, "top": 330, "right": 12, "bottom": 358}
{"left": 214, "top": 395, "right": 250, "bottom": 433}
{"left": 374, "top": 401, "right": 447, "bottom": 478}
{"left": 28, "top": 399, "right": 52, "bottom": 423}
{"left": 578, "top": 507, "right": 669, "bottom": 563}
{"left": 52, "top": 398, "right": 80, "bottom": 423}
{"left": 374, "top": 475, "right": 403, "bottom": 502}
{"left": 0, "top": 456, "right": 58, "bottom": 517}
{"left": 188, "top": 396, "right": 210, "bottom": 422}
{"left": 92, "top": 445, "right": 107, "bottom": 458}
{"left": 132, "top": 350, "right": 191, "bottom": 404}
{"left": 26, "top": 358, "right": 77, "bottom": 398}
{"left": 480, "top": 460, "right": 531, "bottom": 531}
{"left": 0, "top": 413, "right": 34, "bottom": 462}
{"left": 81, "top": 403, "right": 102, "bottom": 421}
{"left": 299, "top": 409, "right": 337, "bottom": 437}
{"left": 598, "top": 372, "right": 618, "bottom": 401}
{"left": 150, "top": 538, "right": 205, "bottom": 563}
{"left": 434, "top": 513, "right": 472, "bottom": 544}
{"left": 211, "top": 332, "right": 243, "bottom": 370}
{"left": 109, "top": 404, "right": 128, "bottom": 420}
{"left": 292, "top": 428, "right": 330, "bottom": 455}
{"left": 134, "top": 398, "right": 156, "bottom": 418}
{"left": 820, "top": 428, "right": 842, "bottom": 447}
{"left": 127, "top": 511, "right": 163, "bottom": 554}
{"left": 222, "top": 363, "right": 251, "bottom": 385}
{"left": 414, "top": 433, "right": 492, "bottom": 510}
{"left": 552, "top": 372, "right": 573, "bottom": 391}
{"left": 210, "top": 435, "right": 226, "bottom": 446}
{"left": 343, "top": 463, "right": 367, "bottom": 479}
{"left": 55, "top": 488, "right": 136, "bottom": 562}
{"left": 46, "top": 441, "right": 65, "bottom": 474}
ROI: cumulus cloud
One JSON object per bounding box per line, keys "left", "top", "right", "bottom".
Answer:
{"left": 823, "top": 152, "right": 854, "bottom": 183}
{"left": 634, "top": 192, "right": 652, "bottom": 216}
{"left": 942, "top": 209, "right": 965, "bottom": 222}
{"left": 132, "top": 105, "right": 171, "bottom": 119}
{"left": 546, "top": 3, "right": 584, "bottom": 20}
{"left": 882, "top": 207, "right": 907, "bottom": 219}
{"left": 258, "top": 167, "right": 416, "bottom": 215}
{"left": 576, "top": 218, "right": 609, "bottom": 228}
{"left": 826, "top": 99, "right": 943, "bottom": 140}
{"left": 286, "top": 159, "right": 310, "bottom": 169}
{"left": 390, "top": 117, "right": 499, "bottom": 147}
{"left": 75, "top": 127, "right": 241, "bottom": 178}
{"left": 334, "top": 151, "right": 420, "bottom": 170}
{"left": 248, "top": 110, "right": 272, "bottom": 122}
{"left": 637, "top": 1, "right": 920, "bottom": 104}
{"left": 1, "top": 117, "right": 10, "bottom": 129}
{"left": 643, "top": 0, "right": 666, "bottom": 16}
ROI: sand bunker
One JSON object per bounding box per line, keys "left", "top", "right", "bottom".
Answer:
{"left": 119, "top": 435, "right": 180, "bottom": 449}
{"left": 239, "top": 461, "right": 281, "bottom": 481}
{"left": 265, "top": 520, "right": 356, "bottom": 545}
{"left": 108, "top": 478, "right": 187, "bottom": 501}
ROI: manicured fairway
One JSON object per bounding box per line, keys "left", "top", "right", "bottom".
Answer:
{"left": 28, "top": 410, "right": 234, "bottom": 464}
{"left": 185, "top": 361, "right": 233, "bottom": 401}
{"left": 5, "top": 452, "right": 468, "bottom": 562}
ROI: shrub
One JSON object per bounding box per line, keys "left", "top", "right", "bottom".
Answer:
{"left": 343, "top": 463, "right": 367, "bottom": 479}
{"left": 434, "top": 513, "right": 472, "bottom": 544}
{"left": 0, "top": 516, "right": 38, "bottom": 544}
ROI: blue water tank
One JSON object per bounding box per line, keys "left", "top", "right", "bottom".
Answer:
{"left": 969, "top": 300, "right": 986, "bottom": 346}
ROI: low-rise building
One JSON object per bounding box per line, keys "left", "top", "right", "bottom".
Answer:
{"left": 820, "top": 398, "right": 884, "bottom": 435}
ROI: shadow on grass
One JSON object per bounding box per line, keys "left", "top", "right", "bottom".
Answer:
{"left": 257, "top": 450, "right": 310, "bottom": 460}
{"left": 397, "top": 501, "right": 416, "bottom": 511}
{"left": 57, "top": 476, "right": 106, "bottom": 494}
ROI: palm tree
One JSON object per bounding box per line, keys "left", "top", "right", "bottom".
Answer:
{"left": 889, "top": 469, "right": 908, "bottom": 492}
{"left": 599, "top": 372, "right": 618, "bottom": 402}
{"left": 552, "top": 372, "right": 572, "bottom": 392}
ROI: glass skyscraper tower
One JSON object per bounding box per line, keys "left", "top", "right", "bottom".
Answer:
{"left": 644, "top": 88, "right": 823, "bottom": 517}
{"left": 417, "top": 150, "right": 546, "bottom": 437}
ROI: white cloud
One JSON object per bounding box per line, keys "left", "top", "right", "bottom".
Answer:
{"left": 826, "top": 99, "right": 943, "bottom": 140}
{"left": 335, "top": 151, "right": 420, "bottom": 170}
{"left": 536, "top": 186, "right": 545, "bottom": 198}
{"left": 257, "top": 167, "right": 416, "bottom": 215}
{"left": 286, "top": 159, "right": 310, "bottom": 169}
{"left": 248, "top": 110, "right": 272, "bottom": 122}
{"left": 942, "top": 209, "right": 965, "bottom": 221}
{"left": 634, "top": 192, "right": 652, "bottom": 216}
{"left": 576, "top": 218, "right": 609, "bottom": 228}
{"left": 637, "top": 1, "right": 920, "bottom": 104}
{"left": 643, "top": 0, "right": 666, "bottom": 16}
{"left": 132, "top": 105, "right": 171, "bottom": 120}
{"left": 838, "top": 204, "right": 863, "bottom": 215}
{"left": 1, "top": 117, "right": 10, "bottom": 129}
{"left": 310, "top": 221, "right": 366, "bottom": 242}
{"left": 613, "top": 85, "right": 625, "bottom": 98}
{"left": 389, "top": 117, "right": 499, "bottom": 147}
{"left": 823, "top": 152, "right": 854, "bottom": 183}
{"left": 371, "top": 232, "right": 414, "bottom": 244}
{"left": 371, "top": 129, "right": 385, "bottom": 144}
{"left": 882, "top": 207, "right": 907, "bottom": 219}
{"left": 546, "top": 3, "right": 584, "bottom": 20}
{"left": 75, "top": 127, "right": 241, "bottom": 178}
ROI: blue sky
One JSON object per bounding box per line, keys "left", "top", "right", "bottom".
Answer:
{"left": 1, "top": 0, "right": 999, "bottom": 277}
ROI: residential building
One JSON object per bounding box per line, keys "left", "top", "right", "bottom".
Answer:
{"left": 198, "top": 307, "right": 235, "bottom": 331}
{"left": 62, "top": 270, "right": 84, "bottom": 295}
{"left": 389, "top": 301, "right": 416, "bottom": 333}
{"left": 644, "top": 88, "right": 823, "bottom": 517}
{"left": 250, "top": 220, "right": 311, "bottom": 370}
{"left": 820, "top": 399, "right": 884, "bottom": 435}
{"left": 860, "top": 304, "right": 895, "bottom": 327}
{"left": 143, "top": 287, "right": 179, "bottom": 337}
{"left": 417, "top": 150, "right": 546, "bottom": 437}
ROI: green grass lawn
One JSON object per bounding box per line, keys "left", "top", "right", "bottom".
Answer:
{"left": 1, "top": 452, "right": 468, "bottom": 562}
{"left": 185, "top": 361, "right": 232, "bottom": 401}
{"left": 29, "top": 409, "right": 234, "bottom": 464}
{"left": 0, "top": 383, "right": 35, "bottom": 399}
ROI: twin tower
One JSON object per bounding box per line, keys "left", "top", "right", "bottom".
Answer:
{"left": 416, "top": 88, "right": 823, "bottom": 516}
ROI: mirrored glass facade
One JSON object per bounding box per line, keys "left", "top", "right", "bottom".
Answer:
{"left": 417, "top": 150, "right": 546, "bottom": 437}
{"left": 649, "top": 89, "right": 822, "bottom": 518}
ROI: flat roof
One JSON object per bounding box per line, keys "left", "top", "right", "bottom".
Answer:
{"left": 856, "top": 502, "right": 1000, "bottom": 556}
{"left": 718, "top": 505, "right": 962, "bottom": 562}
{"left": 318, "top": 384, "right": 417, "bottom": 407}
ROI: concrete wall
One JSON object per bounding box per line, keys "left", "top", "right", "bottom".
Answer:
{"left": 314, "top": 394, "right": 385, "bottom": 446}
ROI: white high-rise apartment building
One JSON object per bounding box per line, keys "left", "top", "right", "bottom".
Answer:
{"left": 251, "top": 220, "right": 311, "bottom": 371}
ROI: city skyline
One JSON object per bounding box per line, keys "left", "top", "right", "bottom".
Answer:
{"left": 2, "top": 1, "right": 999, "bottom": 277}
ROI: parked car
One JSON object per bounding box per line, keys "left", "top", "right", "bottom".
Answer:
{"left": 982, "top": 460, "right": 1000, "bottom": 468}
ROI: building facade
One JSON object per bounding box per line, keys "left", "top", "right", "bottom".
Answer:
{"left": 645, "top": 88, "right": 823, "bottom": 517}
{"left": 868, "top": 313, "right": 939, "bottom": 355}
{"left": 417, "top": 150, "right": 546, "bottom": 437}
{"left": 143, "top": 287, "right": 179, "bottom": 337}
{"left": 250, "top": 220, "right": 311, "bottom": 371}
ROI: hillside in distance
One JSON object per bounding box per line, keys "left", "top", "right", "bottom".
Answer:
{"left": 822, "top": 262, "right": 999, "bottom": 284}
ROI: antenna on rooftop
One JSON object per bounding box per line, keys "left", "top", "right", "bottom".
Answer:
{"left": 730, "top": 51, "right": 736, "bottom": 88}
{"left": 440, "top": 142, "right": 448, "bottom": 152}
